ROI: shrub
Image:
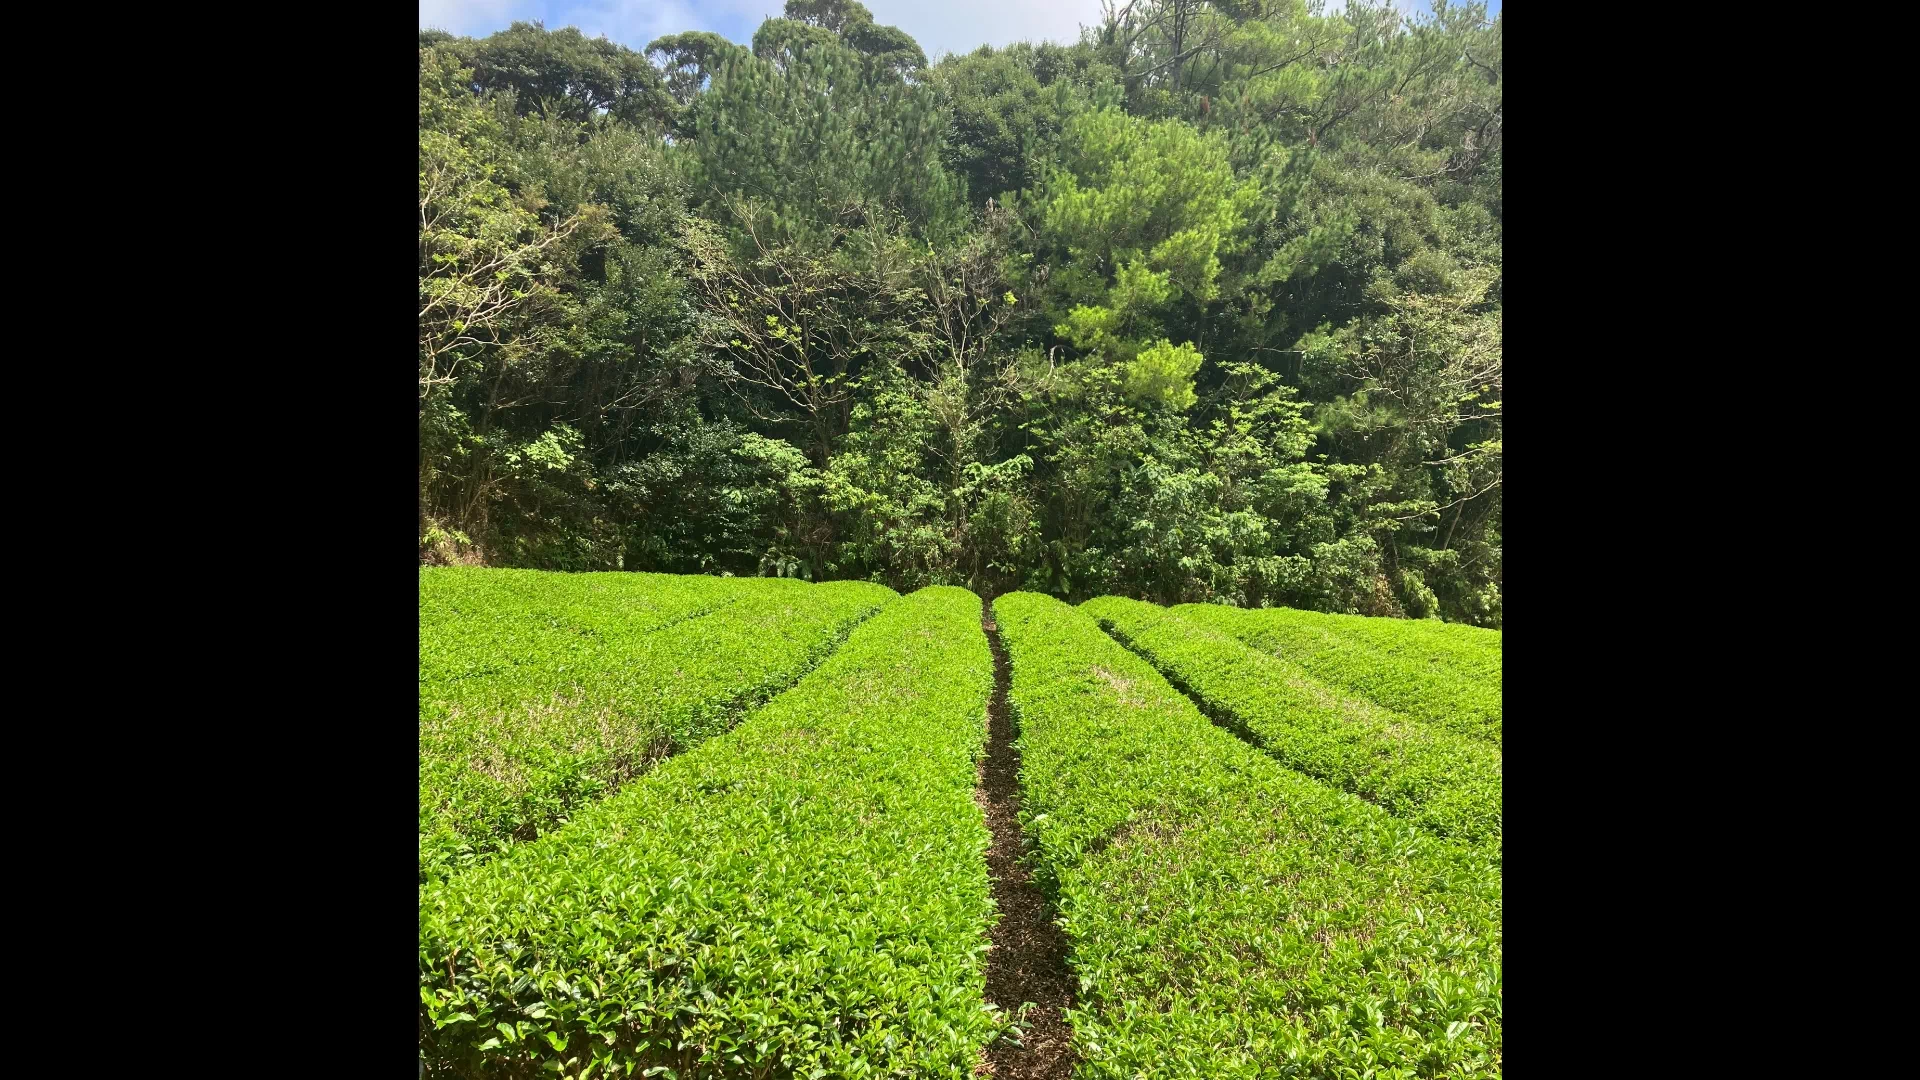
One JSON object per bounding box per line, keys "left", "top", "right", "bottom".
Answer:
{"left": 1081, "top": 595, "right": 1501, "bottom": 855}
{"left": 420, "top": 586, "right": 1001, "bottom": 1079}
{"left": 1176, "top": 601, "right": 1502, "bottom": 745}
{"left": 1278, "top": 604, "right": 1502, "bottom": 686}
{"left": 419, "top": 569, "right": 896, "bottom": 879}
{"left": 993, "top": 591, "right": 1502, "bottom": 1078}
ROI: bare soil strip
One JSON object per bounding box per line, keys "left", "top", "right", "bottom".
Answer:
{"left": 977, "top": 598, "right": 1078, "bottom": 1080}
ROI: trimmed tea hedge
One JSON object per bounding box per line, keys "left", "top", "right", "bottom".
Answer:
{"left": 1265, "top": 606, "right": 1502, "bottom": 687}
{"left": 995, "top": 592, "right": 1502, "bottom": 1079}
{"left": 419, "top": 570, "right": 896, "bottom": 880}
{"left": 419, "top": 568, "right": 744, "bottom": 655}
{"left": 1081, "top": 595, "right": 1501, "bottom": 855}
{"left": 420, "top": 586, "right": 1000, "bottom": 1080}
{"left": 1175, "top": 602, "right": 1503, "bottom": 746}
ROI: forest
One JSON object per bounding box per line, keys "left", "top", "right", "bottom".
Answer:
{"left": 418, "top": 0, "right": 1503, "bottom": 625}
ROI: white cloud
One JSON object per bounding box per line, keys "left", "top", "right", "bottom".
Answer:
{"left": 861, "top": 0, "right": 1105, "bottom": 60}
{"left": 420, "top": 0, "right": 520, "bottom": 36}
{"left": 416, "top": 0, "right": 1489, "bottom": 61}
{"left": 419, "top": 1, "right": 767, "bottom": 49}
{"left": 560, "top": 1, "right": 765, "bottom": 49}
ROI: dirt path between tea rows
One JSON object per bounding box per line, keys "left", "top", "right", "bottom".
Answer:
{"left": 976, "top": 598, "right": 1077, "bottom": 1080}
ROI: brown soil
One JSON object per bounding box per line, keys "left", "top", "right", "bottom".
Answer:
{"left": 977, "top": 599, "right": 1078, "bottom": 1079}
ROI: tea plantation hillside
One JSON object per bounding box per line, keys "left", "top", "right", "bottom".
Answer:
{"left": 419, "top": 568, "right": 1502, "bottom": 1078}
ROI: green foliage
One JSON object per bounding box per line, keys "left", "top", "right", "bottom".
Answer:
{"left": 420, "top": 586, "right": 1000, "bottom": 1078}
{"left": 821, "top": 365, "right": 962, "bottom": 587}
{"left": 418, "top": 45, "right": 594, "bottom": 406}
{"left": 776, "top": 1, "right": 929, "bottom": 76}
{"left": 1012, "top": 351, "right": 1327, "bottom": 605}
{"left": 993, "top": 591, "right": 1502, "bottom": 1077}
{"left": 844, "top": 22, "right": 928, "bottom": 79}
{"left": 646, "top": 31, "right": 742, "bottom": 114}
{"left": 929, "top": 44, "right": 1120, "bottom": 203}
{"left": 1296, "top": 269, "right": 1504, "bottom": 625}
{"left": 1176, "top": 601, "right": 1502, "bottom": 745}
{"left": 1082, "top": 595, "right": 1501, "bottom": 854}
{"left": 1303, "top": 604, "right": 1503, "bottom": 685}
{"left": 416, "top": 4, "right": 1505, "bottom": 628}
{"left": 1038, "top": 105, "right": 1261, "bottom": 307}
{"left": 420, "top": 36, "right": 713, "bottom": 571}
{"left": 683, "top": 24, "right": 962, "bottom": 241}
{"left": 429, "top": 22, "right": 672, "bottom": 128}
{"left": 417, "top": 569, "right": 896, "bottom": 880}
{"left": 1121, "top": 339, "right": 1204, "bottom": 410}
{"left": 781, "top": 0, "right": 875, "bottom": 37}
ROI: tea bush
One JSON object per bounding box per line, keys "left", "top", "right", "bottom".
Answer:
{"left": 1082, "top": 595, "right": 1501, "bottom": 856}
{"left": 419, "top": 569, "right": 896, "bottom": 879}
{"left": 994, "top": 592, "right": 1502, "bottom": 1078}
{"left": 420, "top": 586, "right": 1000, "bottom": 1079}
{"left": 1176, "top": 602, "right": 1503, "bottom": 745}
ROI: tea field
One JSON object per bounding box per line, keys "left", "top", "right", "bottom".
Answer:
{"left": 418, "top": 568, "right": 1503, "bottom": 1078}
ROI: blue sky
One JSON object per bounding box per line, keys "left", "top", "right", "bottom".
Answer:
{"left": 419, "top": 1, "right": 1501, "bottom": 63}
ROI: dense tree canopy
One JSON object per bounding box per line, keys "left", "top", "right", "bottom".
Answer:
{"left": 419, "top": 0, "right": 1504, "bottom": 625}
